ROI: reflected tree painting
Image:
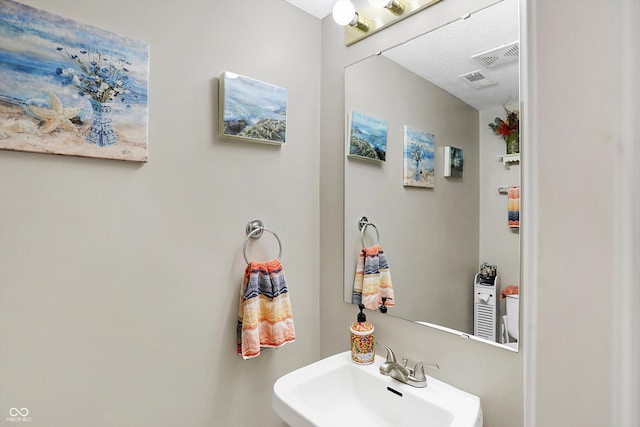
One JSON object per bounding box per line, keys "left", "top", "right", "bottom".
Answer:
{"left": 403, "top": 126, "right": 435, "bottom": 188}
{"left": 0, "top": 0, "right": 149, "bottom": 162}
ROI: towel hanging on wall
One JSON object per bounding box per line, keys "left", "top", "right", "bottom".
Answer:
{"left": 508, "top": 186, "right": 520, "bottom": 228}
{"left": 237, "top": 259, "right": 295, "bottom": 360}
{"left": 237, "top": 220, "right": 294, "bottom": 360}
{"left": 352, "top": 245, "right": 395, "bottom": 311}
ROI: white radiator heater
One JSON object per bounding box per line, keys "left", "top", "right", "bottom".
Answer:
{"left": 474, "top": 273, "right": 500, "bottom": 341}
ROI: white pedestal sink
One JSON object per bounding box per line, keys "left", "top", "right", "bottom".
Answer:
{"left": 273, "top": 351, "right": 482, "bottom": 427}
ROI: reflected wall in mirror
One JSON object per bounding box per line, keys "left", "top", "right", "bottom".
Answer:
{"left": 343, "top": 0, "right": 521, "bottom": 351}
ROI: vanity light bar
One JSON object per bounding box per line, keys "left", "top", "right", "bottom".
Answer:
{"left": 344, "top": 0, "right": 444, "bottom": 46}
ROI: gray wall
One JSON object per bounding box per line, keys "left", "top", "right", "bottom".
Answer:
{"left": 0, "top": 1, "right": 320, "bottom": 426}
{"left": 344, "top": 55, "right": 479, "bottom": 332}
{"left": 524, "top": 0, "right": 639, "bottom": 425}
{"left": 2, "top": 0, "right": 640, "bottom": 426}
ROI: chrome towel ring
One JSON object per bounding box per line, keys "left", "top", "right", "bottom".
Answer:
{"left": 358, "top": 216, "right": 380, "bottom": 248}
{"left": 243, "top": 219, "right": 283, "bottom": 264}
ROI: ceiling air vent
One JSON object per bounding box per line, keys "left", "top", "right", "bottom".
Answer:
{"left": 459, "top": 71, "right": 495, "bottom": 89}
{"left": 472, "top": 41, "right": 519, "bottom": 68}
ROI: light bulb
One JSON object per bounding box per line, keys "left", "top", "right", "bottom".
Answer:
{"left": 332, "top": 0, "right": 356, "bottom": 26}
{"left": 369, "top": 0, "right": 405, "bottom": 14}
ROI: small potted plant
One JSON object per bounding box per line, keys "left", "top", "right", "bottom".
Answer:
{"left": 478, "top": 262, "right": 497, "bottom": 285}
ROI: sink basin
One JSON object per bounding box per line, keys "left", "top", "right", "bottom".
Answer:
{"left": 273, "top": 351, "right": 482, "bottom": 427}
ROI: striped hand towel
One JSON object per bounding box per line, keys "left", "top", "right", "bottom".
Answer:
{"left": 237, "top": 259, "right": 295, "bottom": 360}
{"left": 508, "top": 186, "right": 520, "bottom": 228}
{"left": 352, "top": 245, "right": 395, "bottom": 311}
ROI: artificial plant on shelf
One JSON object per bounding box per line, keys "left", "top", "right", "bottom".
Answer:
{"left": 478, "top": 262, "right": 497, "bottom": 284}
{"left": 488, "top": 107, "right": 519, "bottom": 154}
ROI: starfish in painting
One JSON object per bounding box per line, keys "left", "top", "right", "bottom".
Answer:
{"left": 29, "top": 92, "right": 80, "bottom": 134}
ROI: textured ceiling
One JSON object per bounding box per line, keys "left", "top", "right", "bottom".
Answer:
{"left": 285, "top": 0, "right": 519, "bottom": 110}
{"left": 383, "top": 0, "right": 519, "bottom": 110}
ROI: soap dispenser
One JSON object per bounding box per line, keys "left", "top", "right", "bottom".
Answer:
{"left": 350, "top": 304, "right": 375, "bottom": 365}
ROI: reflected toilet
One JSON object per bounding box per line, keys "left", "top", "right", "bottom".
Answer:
{"left": 504, "top": 294, "right": 519, "bottom": 348}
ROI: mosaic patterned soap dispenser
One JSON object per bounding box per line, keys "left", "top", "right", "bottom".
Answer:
{"left": 350, "top": 304, "right": 375, "bottom": 365}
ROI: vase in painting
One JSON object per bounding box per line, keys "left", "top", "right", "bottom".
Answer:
{"left": 86, "top": 98, "right": 118, "bottom": 147}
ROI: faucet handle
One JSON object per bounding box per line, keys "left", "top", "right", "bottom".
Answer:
{"left": 412, "top": 361, "right": 440, "bottom": 381}
{"left": 376, "top": 341, "right": 397, "bottom": 363}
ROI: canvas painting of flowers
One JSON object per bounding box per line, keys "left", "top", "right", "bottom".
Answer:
{"left": 403, "top": 126, "right": 435, "bottom": 188}
{"left": 347, "top": 111, "right": 387, "bottom": 162}
{"left": 219, "top": 72, "right": 288, "bottom": 145}
{"left": 0, "top": 0, "right": 149, "bottom": 162}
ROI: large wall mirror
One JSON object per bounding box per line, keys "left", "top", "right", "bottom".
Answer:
{"left": 344, "top": 0, "right": 521, "bottom": 351}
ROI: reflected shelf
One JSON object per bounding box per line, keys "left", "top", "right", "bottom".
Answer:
{"left": 498, "top": 153, "right": 520, "bottom": 166}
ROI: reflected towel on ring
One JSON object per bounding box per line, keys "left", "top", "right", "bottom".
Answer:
{"left": 508, "top": 186, "right": 520, "bottom": 228}
{"left": 352, "top": 245, "right": 394, "bottom": 311}
{"left": 237, "top": 259, "right": 295, "bottom": 360}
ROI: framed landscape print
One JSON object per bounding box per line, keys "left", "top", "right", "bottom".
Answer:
{"left": 219, "top": 71, "right": 288, "bottom": 145}
{"left": 347, "top": 110, "right": 387, "bottom": 162}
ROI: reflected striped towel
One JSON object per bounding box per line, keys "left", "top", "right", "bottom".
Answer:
{"left": 237, "top": 259, "right": 295, "bottom": 360}
{"left": 352, "top": 245, "right": 395, "bottom": 311}
{"left": 508, "top": 186, "right": 520, "bottom": 228}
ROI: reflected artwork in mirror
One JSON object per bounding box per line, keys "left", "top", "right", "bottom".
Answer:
{"left": 343, "top": 0, "right": 521, "bottom": 351}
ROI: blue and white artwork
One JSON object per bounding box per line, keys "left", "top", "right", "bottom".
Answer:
{"left": 403, "top": 126, "right": 435, "bottom": 188}
{"left": 0, "top": 0, "right": 149, "bottom": 162}
{"left": 220, "top": 72, "right": 287, "bottom": 144}
{"left": 348, "top": 110, "right": 387, "bottom": 162}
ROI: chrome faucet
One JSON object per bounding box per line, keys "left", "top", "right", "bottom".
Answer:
{"left": 377, "top": 341, "right": 439, "bottom": 388}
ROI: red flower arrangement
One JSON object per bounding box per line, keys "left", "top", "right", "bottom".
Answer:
{"left": 488, "top": 107, "right": 519, "bottom": 154}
